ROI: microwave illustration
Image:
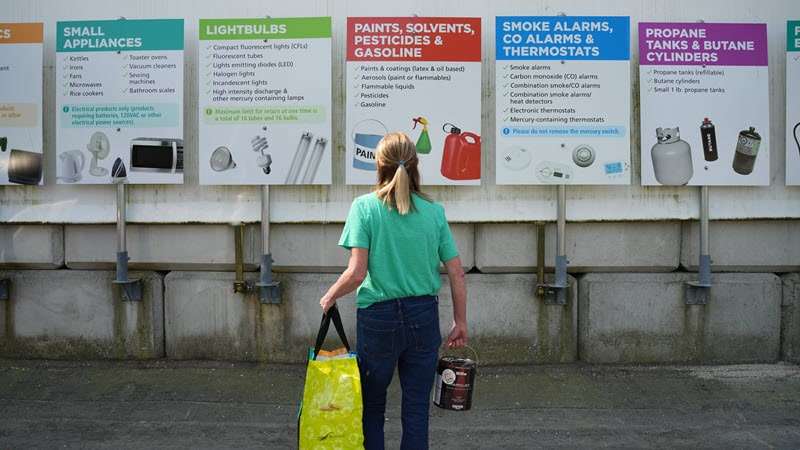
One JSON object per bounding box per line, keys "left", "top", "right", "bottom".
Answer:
{"left": 129, "top": 138, "right": 184, "bottom": 174}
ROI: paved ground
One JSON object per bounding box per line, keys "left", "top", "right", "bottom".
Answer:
{"left": 0, "top": 360, "right": 798, "bottom": 449}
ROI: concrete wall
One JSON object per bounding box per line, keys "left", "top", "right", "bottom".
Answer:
{"left": 0, "top": 270, "right": 164, "bottom": 359}
{"left": 64, "top": 223, "right": 475, "bottom": 272}
{"left": 0, "top": 221, "right": 797, "bottom": 364}
{"left": 782, "top": 274, "right": 800, "bottom": 363}
{"left": 681, "top": 220, "right": 800, "bottom": 272}
{"left": 164, "top": 272, "right": 576, "bottom": 364}
{"left": 579, "top": 273, "right": 782, "bottom": 364}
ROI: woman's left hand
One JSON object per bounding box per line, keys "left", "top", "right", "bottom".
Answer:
{"left": 319, "top": 295, "right": 336, "bottom": 313}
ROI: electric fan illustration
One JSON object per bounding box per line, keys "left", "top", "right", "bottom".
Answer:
{"left": 86, "top": 131, "right": 110, "bottom": 177}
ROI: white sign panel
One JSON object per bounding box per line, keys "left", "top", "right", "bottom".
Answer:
{"left": 56, "top": 19, "right": 184, "bottom": 185}
{"left": 0, "top": 23, "right": 43, "bottom": 186}
{"left": 346, "top": 17, "right": 482, "bottom": 185}
{"left": 495, "top": 16, "right": 631, "bottom": 185}
{"left": 787, "top": 21, "right": 800, "bottom": 186}
{"left": 198, "top": 17, "right": 332, "bottom": 185}
{"left": 639, "top": 22, "right": 769, "bottom": 186}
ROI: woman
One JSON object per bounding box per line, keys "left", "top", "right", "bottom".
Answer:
{"left": 319, "top": 132, "right": 468, "bottom": 450}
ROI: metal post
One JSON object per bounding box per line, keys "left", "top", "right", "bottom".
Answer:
{"left": 685, "top": 186, "right": 711, "bottom": 305}
{"left": 233, "top": 223, "right": 251, "bottom": 293}
{"left": 535, "top": 222, "right": 545, "bottom": 299}
{"left": 698, "top": 186, "right": 711, "bottom": 286}
{"left": 537, "top": 185, "right": 569, "bottom": 305}
{"left": 113, "top": 183, "right": 142, "bottom": 301}
{"left": 257, "top": 185, "right": 280, "bottom": 303}
{"left": 555, "top": 185, "right": 567, "bottom": 288}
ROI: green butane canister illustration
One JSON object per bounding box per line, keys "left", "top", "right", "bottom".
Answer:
{"left": 732, "top": 126, "right": 761, "bottom": 175}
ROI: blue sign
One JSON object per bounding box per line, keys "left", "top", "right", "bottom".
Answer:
{"left": 496, "top": 16, "right": 630, "bottom": 61}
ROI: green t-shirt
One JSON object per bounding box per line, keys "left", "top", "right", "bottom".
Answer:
{"left": 339, "top": 192, "right": 459, "bottom": 308}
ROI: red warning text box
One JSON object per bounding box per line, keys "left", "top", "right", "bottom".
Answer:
{"left": 347, "top": 17, "right": 481, "bottom": 62}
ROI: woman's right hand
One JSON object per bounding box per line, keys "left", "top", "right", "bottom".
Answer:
{"left": 446, "top": 321, "right": 468, "bottom": 349}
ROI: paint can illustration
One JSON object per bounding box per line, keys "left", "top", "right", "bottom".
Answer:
{"left": 700, "top": 118, "right": 718, "bottom": 162}
{"left": 352, "top": 119, "right": 387, "bottom": 171}
{"left": 433, "top": 346, "right": 477, "bottom": 411}
{"left": 651, "top": 127, "right": 693, "bottom": 186}
{"left": 732, "top": 126, "right": 761, "bottom": 175}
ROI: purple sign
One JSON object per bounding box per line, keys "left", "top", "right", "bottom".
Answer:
{"left": 639, "top": 22, "right": 767, "bottom": 66}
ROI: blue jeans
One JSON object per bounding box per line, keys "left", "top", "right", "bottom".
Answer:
{"left": 357, "top": 295, "right": 442, "bottom": 450}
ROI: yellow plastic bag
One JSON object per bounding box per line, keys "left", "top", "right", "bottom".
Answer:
{"left": 298, "top": 305, "right": 364, "bottom": 449}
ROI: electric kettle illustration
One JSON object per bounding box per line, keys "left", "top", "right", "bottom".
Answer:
{"left": 440, "top": 123, "right": 481, "bottom": 180}
{"left": 58, "top": 150, "right": 86, "bottom": 183}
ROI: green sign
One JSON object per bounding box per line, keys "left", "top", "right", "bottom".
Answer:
{"left": 199, "top": 17, "right": 331, "bottom": 40}
{"left": 789, "top": 21, "right": 800, "bottom": 52}
{"left": 57, "top": 19, "right": 184, "bottom": 52}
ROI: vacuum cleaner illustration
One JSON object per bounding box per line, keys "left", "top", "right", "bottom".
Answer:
{"left": 651, "top": 127, "right": 693, "bottom": 186}
{"left": 440, "top": 123, "right": 480, "bottom": 180}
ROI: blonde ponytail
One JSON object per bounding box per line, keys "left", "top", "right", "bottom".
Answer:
{"left": 374, "top": 132, "right": 428, "bottom": 215}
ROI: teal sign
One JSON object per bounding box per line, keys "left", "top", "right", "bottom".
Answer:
{"left": 57, "top": 19, "right": 183, "bottom": 52}
{"left": 790, "top": 21, "right": 800, "bottom": 52}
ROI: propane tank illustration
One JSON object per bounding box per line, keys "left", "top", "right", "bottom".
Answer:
{"left": 440, "top": 123, "right": 481, "bottom": 180}
{"left": 732, "top": 126, "right": 761, "bottom": 175}
{"left": 651, "top": 127, "right": 693, "bottom": 186}
{"left": 412, "top": 117, "right": 432, "bottom": 154}
{"left": 700, "top": 118, "right": 718, "bottom": 162}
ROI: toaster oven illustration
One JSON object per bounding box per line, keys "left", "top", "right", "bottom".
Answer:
{"left": 129, "top": 138, "right": 184, "bottom": 174}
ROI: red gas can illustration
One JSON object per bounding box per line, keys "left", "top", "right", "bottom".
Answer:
{"left": 440, "top": 123, "right": 481, "bottom": 180}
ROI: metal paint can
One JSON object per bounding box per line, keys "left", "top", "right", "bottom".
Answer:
{"left": 433, "top": 348, "right": 477, "bottom": 411}
{"left": 700, "top": 118, "right": 718, "bottom": 162}
{"left": 732, "top": 126, "right": 761, "bottom": 175}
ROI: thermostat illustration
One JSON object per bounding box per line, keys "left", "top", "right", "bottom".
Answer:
{"left": 535, "top": 161, "right": 573, "bottom": 184}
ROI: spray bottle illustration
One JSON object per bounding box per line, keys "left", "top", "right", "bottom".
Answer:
{"left": 793, "top": 122, "right": 800, "bottom": 159}
{"left": 412, "top": 117, "right": 432, "bottom": 154}
{"left": 700, "top": 118, "right": 718, "bottom": 162}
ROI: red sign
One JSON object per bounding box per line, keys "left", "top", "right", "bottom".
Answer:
{"left": 347, "top": 17, "right": 481, "bottom": 62}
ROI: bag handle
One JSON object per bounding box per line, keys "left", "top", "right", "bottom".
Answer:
{"left": 313, "top": 304, "right": 350, "bottom": 359}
